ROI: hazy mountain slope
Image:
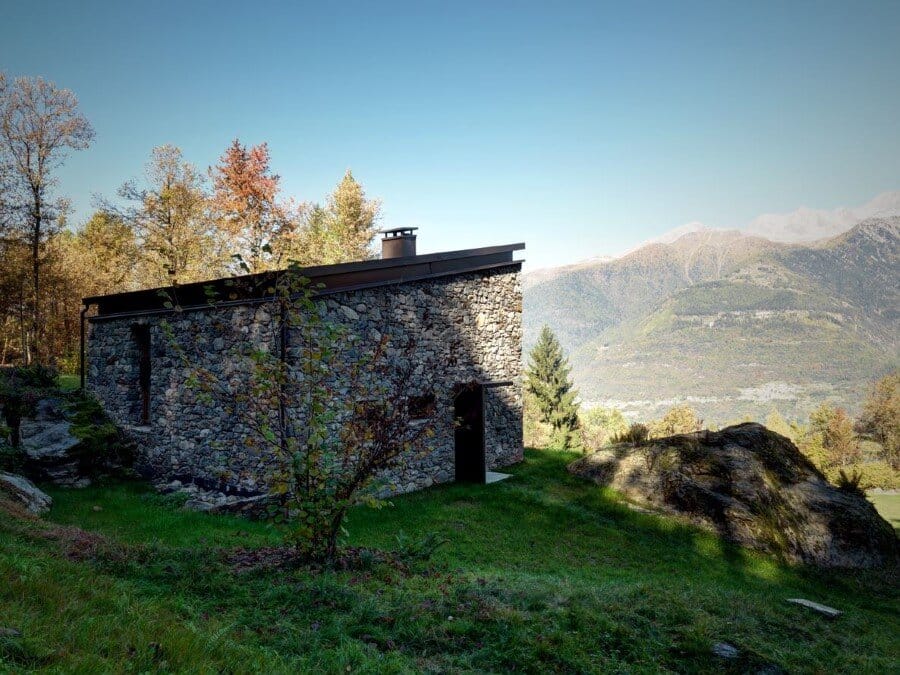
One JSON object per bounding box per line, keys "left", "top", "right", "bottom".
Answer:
{"left": 774, "top": 218, "right": 900, "bottom": 345}
{"left": 524, "top": 218, "right": 900, "bottom": 424}
{"left": 523, "top": 230, "right": 778, "bottom": 352}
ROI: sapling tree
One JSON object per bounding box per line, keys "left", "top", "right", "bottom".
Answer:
{"left": 161, "top": 268, "right": 435, "bottom": 562}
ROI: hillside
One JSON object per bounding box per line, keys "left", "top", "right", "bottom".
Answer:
{"left": 523, "top": 230, "right": 779, "bottom": 350}
{"left": 1, "top": 452, "right": 897, "bottom": 672}
{"left": 524, "top": 218, "right": 900, "bottom": 423}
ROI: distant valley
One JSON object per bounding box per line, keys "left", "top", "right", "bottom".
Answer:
{"left": 523, "top": 215, "right": 900, "bottom": 424}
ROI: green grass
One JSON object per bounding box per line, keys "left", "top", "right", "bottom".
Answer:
{"left": 57, "top": 374, "right": 80, "bottom": 391}
{"left": 2, "top": 450, "right": 898, "bottom": 673}
{"left": 871, "top": 493, "right": 900, "bottom": 533}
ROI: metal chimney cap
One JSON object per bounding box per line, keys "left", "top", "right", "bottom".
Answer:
{"left": 380, "top": 227, "right": 418, "bottom": 238}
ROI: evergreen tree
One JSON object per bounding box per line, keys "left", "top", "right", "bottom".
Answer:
{"left": 525, "top": 325, "right": 580, "bottom": 448}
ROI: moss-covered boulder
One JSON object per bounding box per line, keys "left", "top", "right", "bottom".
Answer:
{"left": 569, "top": 423, "right": 898, "bottom": 568}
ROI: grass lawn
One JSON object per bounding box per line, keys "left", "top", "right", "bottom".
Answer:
{"left": 871, "top": 493, "right": 900, "bottom": 533}
{"left": 56, "top": 374, "right": 80, "bottom": 391}
{"left": 2, "top": 449, "right": 898, "bottom": 673}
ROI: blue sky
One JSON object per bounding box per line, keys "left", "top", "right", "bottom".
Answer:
{"left": 2, "top": 0, "right": 899, "bottom": 269}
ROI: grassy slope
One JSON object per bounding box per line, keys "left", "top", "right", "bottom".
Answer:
{"left": 870, "top": 493, "right": 900, "bottom": 533}
{"left": 2, "top": 450, "right": 898, "bottom": 673}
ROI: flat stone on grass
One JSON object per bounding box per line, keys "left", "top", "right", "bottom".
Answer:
{"left": 786, "top": 598, "right": 842, "bottom": 618}
{"left": 711, "top": 641, "right": 739, "bottom": 659}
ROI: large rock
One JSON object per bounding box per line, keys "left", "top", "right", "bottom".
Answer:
{"left": 156, "top": 478, "right": 275, "bottom": 518}
{"left": 0, "top": 471, "right": 52, "bottom": 515}
{"left": 19, "top": 398, "right": 87, "bottom": 487}
{"left": 569, "top": 423, "right": 898, "bottom": 568}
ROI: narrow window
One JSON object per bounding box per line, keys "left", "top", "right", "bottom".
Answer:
{"left": 132, "top": 325, "right": 151, "bottom": 425}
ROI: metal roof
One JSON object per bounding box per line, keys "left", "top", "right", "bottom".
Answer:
{"left": 84, "top": 242, "right": 525, "bottom": 319}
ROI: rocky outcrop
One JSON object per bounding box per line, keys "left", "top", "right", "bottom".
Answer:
{"left": 0, "top": 472, "right": 52, "bottom": 515}
{"left": 569, "top": 423, "right": 898, "bottom": 568}
{"left": 20, "top": 398, "right": 88, "bottom": 487}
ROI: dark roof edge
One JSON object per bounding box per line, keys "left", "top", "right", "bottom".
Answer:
{"left": 85, "top": 247, "right": 524, "bottom": 318}
{"left": 83, "top": 242, "right": 525, "bottom": 305}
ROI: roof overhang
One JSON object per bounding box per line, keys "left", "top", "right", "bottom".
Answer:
{"left": 84, "top": 243, "right": 525, "bottom": 319}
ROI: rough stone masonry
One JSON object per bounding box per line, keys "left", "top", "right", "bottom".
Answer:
{"left": 83, "top": 238, "right": 524, "bottom": 501}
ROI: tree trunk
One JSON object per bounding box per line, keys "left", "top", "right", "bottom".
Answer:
{"left": 30, "top": 191, "right": 42, "bottom": 365}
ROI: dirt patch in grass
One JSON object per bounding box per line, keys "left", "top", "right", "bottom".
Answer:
{"left": 225, "top": 544, "right": 416, "bottom": 576}
{"left": 1, "top": 495, "right": 123, "bottom": 565}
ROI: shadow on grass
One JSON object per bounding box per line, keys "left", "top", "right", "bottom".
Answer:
{"left": 21, "top": 447, "right": 898, "bottom": 673}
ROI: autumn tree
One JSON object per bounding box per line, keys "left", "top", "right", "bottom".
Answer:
{"left": 327, "top": 169, "right": 380, "bottom": 259}
{"left": 286, "top": 170, "right": 380, "bottom": 265}
{"left": 0, "top": 238, "right": 31, "bottom": 364}
{"left": 0, "top": 73, "right": 94, "bottom": 363}
{"left": 765, "top": 408, "right": 795, "bottom": 440}
{"left": 810, "top": 403, "right": 859, "bottom": 468}
{"left": 858, "top": 370, "right": 900, "bottom": 469}
{"left": 525, "top": 325, "right": 580, "bottom": 449}
{"left": 580, "top": 406, "right": 628, "bottom": 452}
{"left": 111, "top": 145, "right": 219, "bottom": 286}
{"left": 69, "top": 211, "right": 138, "bottom": 296}
{"left": 210, "top": 139, "right": 292, "bottom": 273}
{"left": 648, "top": 405, "right": 702, "bottom": 438}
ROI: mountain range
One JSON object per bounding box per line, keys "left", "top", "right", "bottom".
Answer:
{"left": 523, "top": 214, "right": 900, "bottom": 424}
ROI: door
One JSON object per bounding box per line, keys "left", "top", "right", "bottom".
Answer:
{"left": 454, "top": 383, "right": 486, "bottom": 483}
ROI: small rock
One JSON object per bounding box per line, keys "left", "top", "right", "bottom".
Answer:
{"left": 92, "top": 505, "right": 103, "bottom": 512}
{"left": 711, "top": 641, "right": 739, "bottom": 659}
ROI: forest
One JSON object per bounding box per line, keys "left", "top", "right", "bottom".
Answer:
{"left": 0, "top": 73, "right": 381, "bottom": 369}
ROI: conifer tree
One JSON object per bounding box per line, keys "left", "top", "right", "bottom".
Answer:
{"left": 525, "top": 325, "right": 580, "bottom": 448}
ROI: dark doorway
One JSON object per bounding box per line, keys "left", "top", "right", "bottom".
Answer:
{"left": 454, "top": 383, "right": 485, "bottom": 483}
{"left": 132, "top": 325, "right": 151, "bottom": 425}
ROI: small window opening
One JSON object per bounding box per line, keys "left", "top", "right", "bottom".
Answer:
{"left": 409, "top": 393, "right": 436, "bottom": 421}
{"left": 132, "top": 325, "right": 151, "bottom": 425}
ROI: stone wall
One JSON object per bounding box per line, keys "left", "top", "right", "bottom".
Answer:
{"left": 86, "top": 266, "right": 523, "bottom": 497}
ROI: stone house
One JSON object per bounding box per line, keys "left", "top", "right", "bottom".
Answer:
{"left": 81, "top": 230, "right": 524, "bottom": 498}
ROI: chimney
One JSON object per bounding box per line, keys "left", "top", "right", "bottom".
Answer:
{"left": 380, "top": 227, "right": 418, "bottom": 259}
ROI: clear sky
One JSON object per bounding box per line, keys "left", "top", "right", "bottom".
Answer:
{"left": 2, "top": 0, "right": 899, "bottom": 269}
